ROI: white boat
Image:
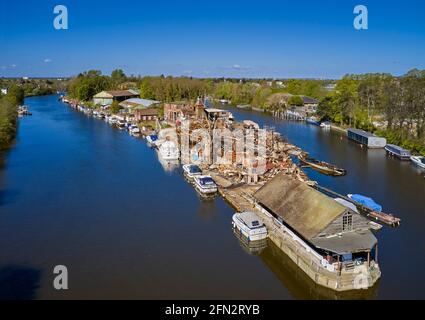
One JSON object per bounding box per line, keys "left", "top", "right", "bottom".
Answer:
{"left": 146, "top": 134, "right": 158, "bottom": 145}
{"left": 232, "top": 212, "right": 268, "bottom": 241}
{"left": 128, "top": 124, "right": 140, "bottom": 136}
{"left": 193, "top": 175, "right": 218, "bottom": 194}
{"left": 159, "top": 140, "right": 180, "bottom": 160}
{"left": 320, "top": 121, "right": 331, "bottom": 129}
{"left": 116, "top": 119, "right": 127, "bottom": 129}
{"left": 411, "top": 156, "right": 425, "bottom": 169}
{"left": 182, "top": 164, "right": 202, "bottom": 179}
{"left": 108, "top": 116, "right": 118, "bottom": 125}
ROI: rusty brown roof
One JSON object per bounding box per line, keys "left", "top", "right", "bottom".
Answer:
{"left": 134, "top": 108, "right": 158, "bottom": 116}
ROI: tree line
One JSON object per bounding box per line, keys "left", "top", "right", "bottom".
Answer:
{"left": 317, "top": 69, "right": 425, "bottom": 155}
{"left": 0, "top": 85, "right": 25, "bottom": 150}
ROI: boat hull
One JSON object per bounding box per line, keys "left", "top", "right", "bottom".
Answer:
{"left": 411, "top": 156, "right": 425, "bottom": 169}
{"left": 298, "top": 156, "right": 346, "bottom": 176}
{"left": 385, "top": 147, "right": 411, "bottom": 160}
{"left": 232, "top": 216, "right": 268, "bottom": 242}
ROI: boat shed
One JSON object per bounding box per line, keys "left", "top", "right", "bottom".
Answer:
{"left": 347, "top": 128, "right": 387, "bottom": 148}
{"left": 93, "top": 90, "right": 139, "bottom": 106}
{"left": 254, "top": 174, "right": 377, "bottom": 258}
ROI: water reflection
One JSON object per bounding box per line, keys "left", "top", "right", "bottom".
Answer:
{"left": 0, "top": 265, "right": 42, "bottom": 300}
{"left": 259, "top": 241, "right": 379, "bottom": 300}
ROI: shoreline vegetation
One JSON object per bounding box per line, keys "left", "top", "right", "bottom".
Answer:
{"left": 2, "top": 68, "right": 425, "bottom": 155}
{"left": 0, "top": 78, "right": 67, "bottom": 151}
{"left": 0, "top": 85, "right": 24, "bottom": 151}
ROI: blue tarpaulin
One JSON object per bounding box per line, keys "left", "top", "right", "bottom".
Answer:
{"left": 350, "top": 194, "right": 382, "bottom": 212}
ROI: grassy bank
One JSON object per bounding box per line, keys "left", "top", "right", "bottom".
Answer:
{"left": 0, "top": 97, "right": 18, "bottom": 150}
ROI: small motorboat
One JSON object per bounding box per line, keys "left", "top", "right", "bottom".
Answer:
{"left": 108, "top": 116, "right": 118, "bottom": 125}
{"left": 320, "top": 121, "right": 331, "bottom": 129}
{"left": 146, "top": 134, "right": 158, "bottom": 146}
{"left": 158, "top": 140, "right": 180, "bottom": 160}
{"left": 347, "top": 194, "right": 382, "bottom": 212}
{"left": 116, "top": 119, "right": 127, "bottom": 129}
{"left": 411, "top": 156, "right": 425, "bottom": 169}
{"left": 232, "top": 212, "right": 268, "bottom": 242}
{"left": 306, "top": 117, "right": 321, "bottom": 126}
{"left": 128, "top": 124, "right": 140, "bottom": 136}
{"left": 193, "top": 175, "right": 218, "bottom": 194}
{"left": 298, "top": 154, "right": 347, "bottom": 176}
{"left": 182, "top": 164, "right": 202, "bottom": 179}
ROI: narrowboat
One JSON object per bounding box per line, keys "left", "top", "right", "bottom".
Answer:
{"left": 298, "top": 154, "right": 347, "bottom": 176}
{"left": 232, "top": 212, "right": 268, "bottom": 241}
{"left": 347, "top": 194, "right": 382, "bottom": 212}
{"left": 385, "top": 144, "right": 411, "bottom": 160}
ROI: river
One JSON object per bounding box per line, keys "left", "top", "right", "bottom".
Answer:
{"left": 0, "top": 95, "right": 424, "bottom": 299}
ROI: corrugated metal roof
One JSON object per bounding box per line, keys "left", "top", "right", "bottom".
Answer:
{"left": 120, "top": 98, "right": 160, "bottom": 108}
{"left": 347, "top": 128, "right": 379, "bottom": 138}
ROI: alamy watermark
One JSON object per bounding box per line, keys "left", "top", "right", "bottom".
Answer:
{"left": 53, "top": 5, "right": 68, "bottom": 30}
{"left": 354, "top": 5, "right": 368, "bottom": 30}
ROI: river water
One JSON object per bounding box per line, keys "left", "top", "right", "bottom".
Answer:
{"left": 1, "top": 95, "right": 424, "bottom": 299}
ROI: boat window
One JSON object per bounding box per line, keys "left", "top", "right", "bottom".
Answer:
{"left": 342, "top": 212, "right": 353, "bottom": 231}
{"left": 251, "top": 221, "right": 260, "bottom": 227}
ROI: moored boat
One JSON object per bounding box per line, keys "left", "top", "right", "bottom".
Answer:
{"left": 320, "top": 121, "right": 331, "bottom": 129}
{"left": 306, "top": 117, "right": 321, "bottom": 126}
{"left": 193, "top": 175, "right": 218, "bottom": 194}
{"left": 128, "top": 124, "right": 140, "bottom": 136}
{"left": 347, "top": 194, "right": 382, "bottom": 212}
{"left": 410, "top": 156, "right": 425, "bottom": 169}
{"left": 298, "top": 154, "right": 347, "bottom": 176}
{"left": 182, "top": 164, "right": 202, "bottom": 179}
{"left": 385, "top": 144, "right": 411, "bottom": 160}
{"left": 146, "top": 134, "right": 158, "bottom": 146}
{"left": 232, "top": 212, "right": 268, "bottom": 242}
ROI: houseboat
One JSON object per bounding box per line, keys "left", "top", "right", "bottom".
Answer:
{"left": 411, "top": 156, "right": 425, "bottom": 169}
{"left": 158, "top": 140, "right": 180, "bottom": 160}
{"left": 385, "top": 144, "right": 411, "bottom": 160}
{"left": 182, "top": 164, "right": 202, "bottom": 179}
{"left": 193, "top": 175, "right": 218, "bottom": 195}
{"left": 232, "top": 212, "right": 268, "bottom": 242}
{"left": 347, "top": 128, "right": 387, "bottom": 148}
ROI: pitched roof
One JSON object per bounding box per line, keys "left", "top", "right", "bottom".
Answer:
{"left": 254, "top": 173, "right": 347, "bottom": 240}
{"left": 93, "top": 90, "right": 139, "bottom": 98}
{"left": 119, "top": 98, "right": 160, "bottom": 108}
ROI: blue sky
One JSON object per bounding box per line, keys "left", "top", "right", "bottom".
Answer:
{"left": 1, "top": 0, "right": 424, "bottom": 78}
